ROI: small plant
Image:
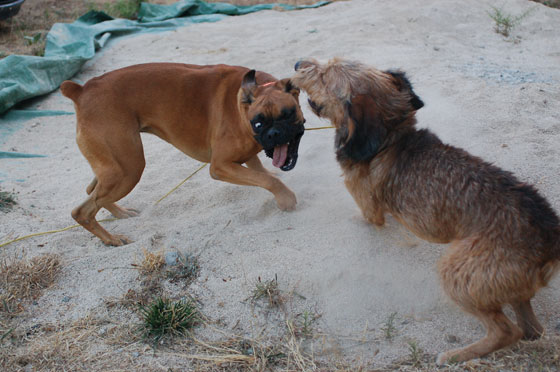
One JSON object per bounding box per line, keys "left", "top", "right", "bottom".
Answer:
{"left": 0, "top": 191, "right": 17, "bottom": 212}
{"left": 408, "top": 340, "right": 423, "bottom": 367}
{"left": 381, "top": 311, "right": 398, "bottom": 340}
{"left": 32, "top": 47, "right": 45, "bottom": 57}
{"left": 138, "top": 297, "right": 200, "bottom": 343}
{"left": 43, "top": 9, "right": 51, "bottom": 24}
{"left": 487, "top": 6, "right": 534, "bottom": 37}
{"left": 23, "top": 32, "right": 42, "bottom": 46}
{"left": 293, "top": 310, "right": 320, "bottom": 338}
{"left": 166, "top": 251, "right": 200, "bottom": 284}
{"left": 298, "top": 311, "right": 314, "bottom": 338}
{"left": 251, "top": 275, "right": 283, "bottom": 308}
{"left": 103, "top": 0, "right": 143, "bottom": 19}
{"left": 22, "top": 32, "right": 45, "bottom": 57}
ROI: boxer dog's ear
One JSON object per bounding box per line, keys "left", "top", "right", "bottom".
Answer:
{"left": 241, "top": 70, "right": 257, "bottom": 104}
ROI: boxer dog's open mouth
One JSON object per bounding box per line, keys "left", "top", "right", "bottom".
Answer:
{"left": 263, "top": 129, "right": 304, "bottom": 171}
{"left": 251, "top": 115, "right": 305, "bottom": 171}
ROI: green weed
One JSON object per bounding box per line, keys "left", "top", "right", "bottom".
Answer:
{"left": 251, "top": 275, "right": 284, "bottom": 308}
{"left": 381, "top": 311, "right": 398, "bottom": 340}
{"left": 408, "top": 340, "right": 423, "bottom": 367}
{"left": 23, "top": 33, "right": 41, "bottom": 46}
{"left": 487, "top": 6, "right": 534, "bottom": 37}
{"left": 138, "top": 297, "right": 200, "bottom": 343}
{"left": 293, "top": 310, "right": 320, "bottom": 338}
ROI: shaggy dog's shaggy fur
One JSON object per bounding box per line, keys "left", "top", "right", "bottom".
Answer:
{"left": 292, "top": 58, "right": 560, "bottom": 364}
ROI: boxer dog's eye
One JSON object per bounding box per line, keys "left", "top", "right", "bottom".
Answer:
{"left": 280, "top": 108, "right": 296, "bottom": 122}
{"left": 253, "top": 122, "right": 262, "bottom": 131}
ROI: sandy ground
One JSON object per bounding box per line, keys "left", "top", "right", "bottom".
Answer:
{"left": 1, "top": 0, "right": 559, "bottom": 368}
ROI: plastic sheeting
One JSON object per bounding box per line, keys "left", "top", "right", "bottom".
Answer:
{"left": 0, "top": 0, "right": 329, "bottom": 114}
{"left": 138, "top": 0, "right": 330, "bottom": 22}
{"left": 0, "top": 109, "right": 72, "bottom": 158}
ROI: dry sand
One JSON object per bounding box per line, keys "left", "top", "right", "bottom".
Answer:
{"left": 1, "top": 0, "right": 559, "bottom": 369}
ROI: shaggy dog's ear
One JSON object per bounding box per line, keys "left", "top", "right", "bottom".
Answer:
{"left": 387, "top": 71, "right": 424, "bottom": 110}
{"left": 338, "top": 94, "right": 387, "bottom": 163}
{"left": 241, "top": 70, "right": 257, "bottom": 104}
{"left": 278, "top": 78, "right": 300, "bottom": 100}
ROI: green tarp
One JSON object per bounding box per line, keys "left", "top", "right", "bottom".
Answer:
{"left": 0, "top": 0, "right": 329, "bottom": 115}
{"left": 0, "top": 109, "right": 72, "bottom": 158}
{"left": 138, "top": 0, "right": 330, "bottom": 22}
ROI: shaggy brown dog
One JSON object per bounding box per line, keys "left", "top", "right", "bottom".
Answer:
{"left": 292, "top": 58, "right": 560, "bottom": 364}
{"left": 61, "top": 63, "right": 305, "bottom": 246}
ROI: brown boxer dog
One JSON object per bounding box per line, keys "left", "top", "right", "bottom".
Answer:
{"left": 61, "top": 63, "right": 305, "bottom": 246}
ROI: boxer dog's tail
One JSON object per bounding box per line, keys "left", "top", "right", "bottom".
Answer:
{"left": 60, "top": 81, "right": 83, "bottom": 102}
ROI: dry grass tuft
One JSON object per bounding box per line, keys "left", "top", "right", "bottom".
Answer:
{"left": 102, "top": 321, "right": 142, "bottom": 347}
{"left": 9, "top": 317, "right": 104, "bottom": 370}
{"left": 108, "top": 247, "right": 166, "bottom": 308}
{"left": 0, "top": 316, "right": 148, "bottom": 372}
{"left": 105, "top": 282, "right": 161, "bottom": 309}
{"left": 169, "top": 331, "right": 314, "bottom": 372}
{"left": 135, "top": 248, "right": 165, "bottom": 275}
{"left": 487, "top": 335, "right": 560, "bottom": 372}
{"left": 1, "top": 309, "right": 558, "bottom": 372}
{"left": 0, "top": 253, "right": 61, "bottom": 314}
{"left": 107, "top": 249, "right": 200, "bottom": 320}
{"left": 384, "top": 334, "right": 560, "bottom": 372}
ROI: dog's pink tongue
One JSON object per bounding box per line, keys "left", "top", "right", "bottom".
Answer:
{"left": 272, "top": 144, "right": 288, "bottom": 168}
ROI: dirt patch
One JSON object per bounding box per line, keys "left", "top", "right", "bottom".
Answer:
{"left": 532, "top": 0, "right": 560, "bottom": 8}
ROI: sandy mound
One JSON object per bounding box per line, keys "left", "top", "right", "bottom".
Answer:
{"left": 1, "top": 0, "right": 559, "bottom": 369}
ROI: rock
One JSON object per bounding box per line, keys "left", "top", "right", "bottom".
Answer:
{"left": 61, "top": 296, "right": 71, "bottom": 303}
{"left": 165, "top": 251, "right": 179, "bottom": 266}
{"left": 445, "top": 334, "right": 459, "bottom": 344}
